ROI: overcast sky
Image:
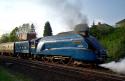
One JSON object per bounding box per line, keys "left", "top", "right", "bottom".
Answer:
{"left": 0, "top": 0, "right": 125, "bottom": 37}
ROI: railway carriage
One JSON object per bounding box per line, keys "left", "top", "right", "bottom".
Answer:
{"left": 0, "top": 42, "right": 14, "bottom": 55}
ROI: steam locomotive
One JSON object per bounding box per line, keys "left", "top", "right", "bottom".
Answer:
{"left": 0, "top": 33, "right": 107, "bottom": 65}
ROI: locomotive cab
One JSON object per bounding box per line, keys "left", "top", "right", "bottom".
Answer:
{"left": 30, "top": 38, "right": 42, "bottom": 54}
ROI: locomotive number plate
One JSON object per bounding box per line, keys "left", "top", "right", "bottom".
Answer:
{"left": 73, "top": 41, "right": 81, "bottom": 44}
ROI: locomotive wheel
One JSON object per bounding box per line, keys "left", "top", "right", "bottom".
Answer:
{"left": 36, "top": 55, "right": 41, "bottom": 61}
{"left": 53, "top": 59, "right": 60, "bottom": 64}
{"left": 32, "top": 55, "right": 37, "bottom": 61}
{"left": 48, "top": 56, "right": 54, "bottom": 63}
{"left": 59, "top": 57, "right": 73, "bottom": 65}
{"left": 67, "top": 58, "right": 75, "bottom": 65}
{"left": 52, "top": 56, "right": 63, "bottom": 64}
{"left": 17, "top": 54, "right": 21, "bottom": 59}
{"left": 42, "top": 56, "right": 50, "bottom": 63}
{"left": 51, "top": 56, "right": 74, "bottom": 65}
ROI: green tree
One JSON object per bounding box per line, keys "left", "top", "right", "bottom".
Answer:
{"left": 100, "top": 27, "right": 125, "bottom": 61}
{"left": 90, "top": 23, "right": 114, "bottom": 39}
{"left": 89, "top": 22, "right": 125, "bottom": 61}
{"left": 0, "top": 33, "right": 9, "bottom": 43}
{"left": 9, "top": 27, "right": 19, "bottom": 42}
{"left": 43, "top": 21, "right": 53, "bottom": 37}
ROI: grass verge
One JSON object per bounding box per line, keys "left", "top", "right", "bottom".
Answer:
{"left": 0, "top": 66, "right": 32, "bottom": 81}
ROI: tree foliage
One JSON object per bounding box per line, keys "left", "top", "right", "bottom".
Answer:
{"left": 0, "top": 27, "right": 19, "bottom": 43}
{"left": 90, "top": 23, "right": 114, "bottom": 39}
{"left": 0, "top": 33, "right": 9, "bottom": 43}
{"left": 90, "top": 24, "right": 125, "bottom": 61}
{"left": 9, "top": 27, "right": 19, "bottom": 42}
{"left": 43, "top": 21, "right": 53, "bottom": 37}
{"left": 100, "top": 27, "right": 125, "bottom": 61}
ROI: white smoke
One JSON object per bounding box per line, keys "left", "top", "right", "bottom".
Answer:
{"left": 40, "top": 0, "right": 88, "bottom": 30}
{"left": 100, "top": 58, "right": 125, "bottom": 74}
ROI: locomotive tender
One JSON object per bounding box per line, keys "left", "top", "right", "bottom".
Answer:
{"left": 0, "top": 24, "right": 107, "bottom": 65}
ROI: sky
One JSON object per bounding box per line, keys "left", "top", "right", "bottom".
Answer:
{"left": 0, "top": 0, "right": 125, "bottom": 37}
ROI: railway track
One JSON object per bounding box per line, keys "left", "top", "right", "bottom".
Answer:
{"left": 0, "top": 55, "right": 125, "bottom": 81}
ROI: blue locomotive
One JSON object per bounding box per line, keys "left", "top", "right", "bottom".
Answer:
{"left": 36, "top": 33, "right": 106, "bottom": 64}
{"left": 0, "top": 24, "right": 107, "bottom": 65}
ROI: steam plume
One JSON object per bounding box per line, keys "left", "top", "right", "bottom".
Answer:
{"left": 100, "top": 58, "right": 125, "bottom": 74}
{"left": 41, "top": 0, "right": 88, "bottom": 30}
